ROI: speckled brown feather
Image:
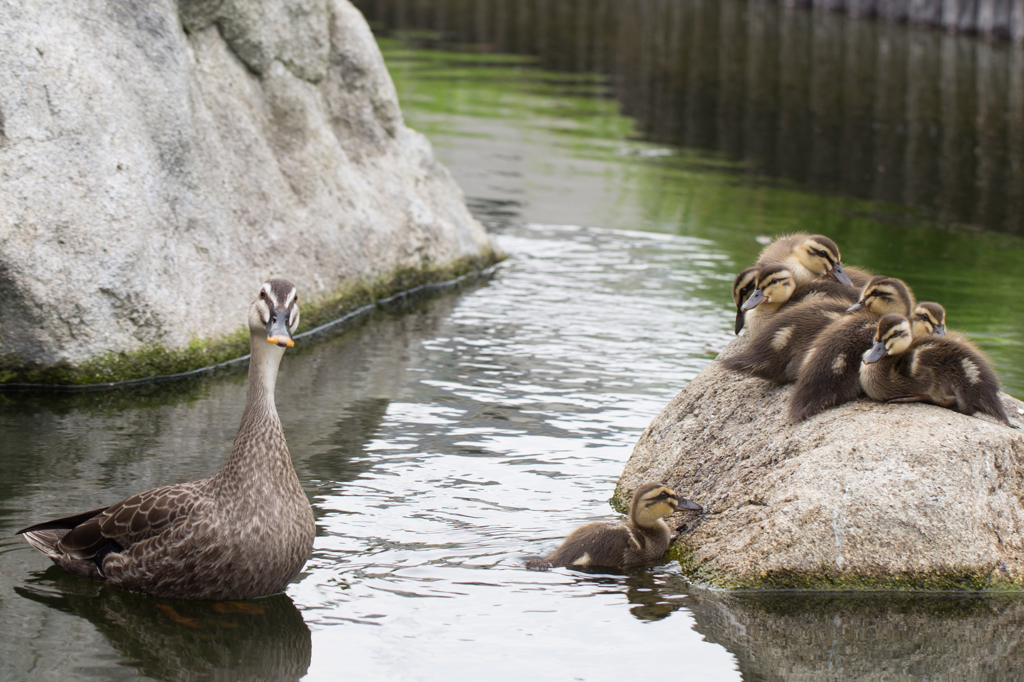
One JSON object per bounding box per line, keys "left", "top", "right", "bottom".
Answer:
{"left": 18, "top": 279, "right": 315, "bottom": 600}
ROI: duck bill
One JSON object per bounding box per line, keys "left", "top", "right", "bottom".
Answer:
{"left": 266, "top": 311, "right": 295, "bottom": 348}
{"left": 846, "top": 300, "right": 865, "bottom": 313}
{"left": 740, "top": 289, "right": 766, "bottom": 311}
{"left": 674, "top": 498, "right": 703, "bottom": 512}
{"left": 862, "top": 342, "right": 887, "bottom": 364}
{"left": 830, "top": 261, "right": 854, "bottom": 287}
{"left": 734, "top": 309, "right": 746, "bottom": 335}
{"left": 934, "top": 324, "right": 946, "bottom": 336}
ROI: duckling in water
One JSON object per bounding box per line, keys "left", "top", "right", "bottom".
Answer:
{"left": 788, "top": 276, "right": 915, "bottom": 422}
{"left": 738, "top": 264, "right": 859, "bottom": 339}
{"left": 860, "top": 314, "right": 1010, "bottom": 425}
{"left": 525, "top": 483, "right": 702, "bottom": 570}
{"left": 722, "top": 267, "right": 857, "bottom": 383}
{"left": 731, "top": 266, "right": 760, "bottom": 335}
{"left": 756, "top": 233, "right": 872, "bottom": 288}
{"left": 912, "top": 302, "right": 946, "bottom": 337}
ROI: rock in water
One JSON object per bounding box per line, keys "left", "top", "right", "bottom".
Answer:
{"left": 616, "top": 336, "right": 1024, "bottom": 590}
{"left": 0, "top": 0, "right": 498, "bottom": 383}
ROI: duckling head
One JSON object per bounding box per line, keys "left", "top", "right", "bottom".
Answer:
{"left": 631, "top": 483, "right": 702, "bottom": 529}
{"left": 863, "top": 314, "right": 913, "bottom": 364}
{"left": 732, "top": 266, "right": 760, "bottom": 334}
{"left": 793, "top": 235, "right": 853, "bottom": 286}
{"left": 249, "top": 278, "right": 301, "bottom": 348}
{"left": 740, "top": 265, "right": 795, "bottom": 312}
{"left": 846, "top": 276, "right": 913, "bottom": 316}
{"left": 912, "top": 302, "right": 946, "bottom": 337}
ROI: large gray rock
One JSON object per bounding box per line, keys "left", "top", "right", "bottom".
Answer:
{"left": 617, "top": 336, "right": 1024, "bottom": 590}
{"left": 0, "top": 0, "right": 497, "bottom": 383}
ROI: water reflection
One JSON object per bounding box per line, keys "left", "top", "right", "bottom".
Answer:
{"left": 684, "top": 589, "right": 1024, "bottom": 680}
{"left": 16, "top": 568, "right": 310, "bottom": 682}
{"left": 356, "top": 0, "right": 1024, "bottom": 234}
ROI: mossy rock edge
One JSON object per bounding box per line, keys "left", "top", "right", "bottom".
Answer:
{"left": 0, "top": 251, "right": 502, "bottom": 387}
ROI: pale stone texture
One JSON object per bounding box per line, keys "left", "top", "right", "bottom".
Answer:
{"left": 0, "top": 0, "right": 496, "bottom": 376}
{"left": 617, "top": 335, "right": 1024, "bottom": 589}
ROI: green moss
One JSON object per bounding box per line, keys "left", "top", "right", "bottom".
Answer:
{"left": 669, "top": 539, "right": 1024, "bottom": 593}
{"left": 0, "top": 251, "right": 502, "bottom": 387}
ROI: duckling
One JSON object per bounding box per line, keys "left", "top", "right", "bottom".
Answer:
{"left": 860, "top": 314, "right": 1010, "bottom": 425}
{"left": 731, "top": 266, "right": 759, "bottom": 335}
{"left": 788, "top": 276, "right": 915, "bottom": 422}
{"left": 17, "top": 279, "right": 315, "bottom": 600}
{"left": 722, "top": 277, "right": 855, "bottom": 384}
{"left": 756, "top": 233, "right": 873, "bottom": 288}
{"left": 737, "top": 264, "right": 859, "bottom": 339}
{"left": 911, "top": 302, "right": 946, "bottom": 337}
{"left": 525, "top": 483, "right": 702, "bottom": 570}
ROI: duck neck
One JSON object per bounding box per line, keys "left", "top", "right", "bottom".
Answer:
{"left": 216, "top": 334, "right": 295, "bottom": 488}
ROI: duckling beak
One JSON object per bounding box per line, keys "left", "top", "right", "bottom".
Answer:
{"left": 734, "top": 309, "right": 746, "bottom": 335}
{"left": 829, "top": 262, "right": 854, "bottom": 287}
{"left": 846, "top": 300, "right": 865, "bottom": 313}
{"left": 266, "top": 309, "right": 295, "bottom": 348}
{"left": 934, "top": 324, "right": 946, "bottom": 336}
{"left": 740, "top": 289, "right": 765, "bottom": 311}
{"left": 862, "top": 341, "right": 887, "bottom": 364}
{"left": 673, "top": 498, "right": 703, "bottom": 512}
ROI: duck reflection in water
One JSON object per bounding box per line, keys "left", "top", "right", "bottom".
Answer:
{"left": 16, "top": 567, "right": 311, "bottom": 682}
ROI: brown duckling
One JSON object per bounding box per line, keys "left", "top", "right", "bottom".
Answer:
{"left": 17, "top": 279, "right": 315, "bottom": 600}
{"left": 860, "top": 314, "right": 1010, "bottom": 425}
{"left": 756, "top": 233, "right": 873, "bottom": 288}
{"left": 788, "top": 276, "right": 915, "bottom": 422}
{"left": 912, "top": 302, "right": 946, "bottom": 337}
{"left": 739, "top": 264, "right": 860, "bottom": 338}
{"left": 525, "top": 483, "right": 702, "bottom": 570}
{"left": 722, "top": 269, "right": 855, "bottom": 384}
{"left": 731, "top": 266, "right": 760, "bottom": 335}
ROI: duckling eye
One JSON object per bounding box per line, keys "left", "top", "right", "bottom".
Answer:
{"left": 259, "top": 291, "right": 266, "bottom": 299}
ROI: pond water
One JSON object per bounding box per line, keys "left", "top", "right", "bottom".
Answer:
{"left": 4, "top": 1, "right": 1024, "bottom": 680}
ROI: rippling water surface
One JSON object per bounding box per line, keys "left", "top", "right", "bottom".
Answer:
{"left": 5, "top": 4, "right": 1024, "bottom": 680}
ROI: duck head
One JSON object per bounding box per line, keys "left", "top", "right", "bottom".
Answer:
{"left": 912, "top": 302, "right": 946, "bottom": 337}
{"left": 740, "top": 265, "right": 795, "bottom": 312}
{"left": 793, "top": 235, "right": 853, "bottom": 286}
{"left": 249, "top": 278, "right": 301, "bottom": 348}
{"left": 731, "top": 266, "right": 760, "bottom": 334}
{"left": 631, "top": 483, "right": 702, "bottom": 528}
{"left": 846, "top": 276, "right": 914, "bottom": 316}
{"left": 863, "top": 314, "right": 913, "bottom": 364}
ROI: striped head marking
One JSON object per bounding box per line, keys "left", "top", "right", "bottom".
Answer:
{"left": 863, "top": 314, "right": 911, "bottom": 364}
{"left": 795, "top": 235, "right": 852, "bottom": 285}
{"left": 250, "top": 278, "right": 300, "bottom": 347}
{"left": 912, "top": 302, "right": 946, "bottom": 337}
{"left": 732, "top": 266, "right": 760, "bottom": 334}
{"left": 848, "top": 276, "right": 912, "bottom": 316}
{"left": 742, "top": 265, "right": 795, "bottom": 311}
{"left": 632, "top": 483, "right": 701, "bottom": 528}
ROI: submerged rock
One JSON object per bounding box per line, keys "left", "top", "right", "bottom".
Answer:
{"left": 0, "top": 0, "right": 498, "bottom": 384}
{"left": 616, "top": 336, "right": 1024, "bottom": 590}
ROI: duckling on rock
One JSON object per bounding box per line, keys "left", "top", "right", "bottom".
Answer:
{"left": 755, "top": 233, "right": 873, "bottom": 288}
{"left": 737, "top": 264, "right": 859, "bottom": 339}
{"left": 860, "top": 313, "right": 1010, "bottom": 425}
{"left": 17, "top": 279, "right": 315, "bottom": 600}
{"left": 788, "top": 275, "right": 915, "bottom": 422}
{"left": 525, "top": 483, "right": 702, "bottom": 570}
{"left": 722, "top": 266, "right": 858, "bottom": 383}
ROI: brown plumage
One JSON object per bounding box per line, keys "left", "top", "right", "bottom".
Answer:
{"left": 18, "top": 279, "right": 315, "bottom": 600}
{"left": 739, "top": 264, "right": 859, "bottom": 339}
{"left": 912, "top": 302, "right": 947, "bottom": 338}
{"left": 524, "top": 483, "right": 702, "bottom": 570}
{"left": 722, "top": 265, "right": 860, "bottom": 383}
{"left": 860, "top": 314, "right": 1010, "bottom": 425}
{"left": 788, "top": 276, "right": 915, "bottom": 422}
